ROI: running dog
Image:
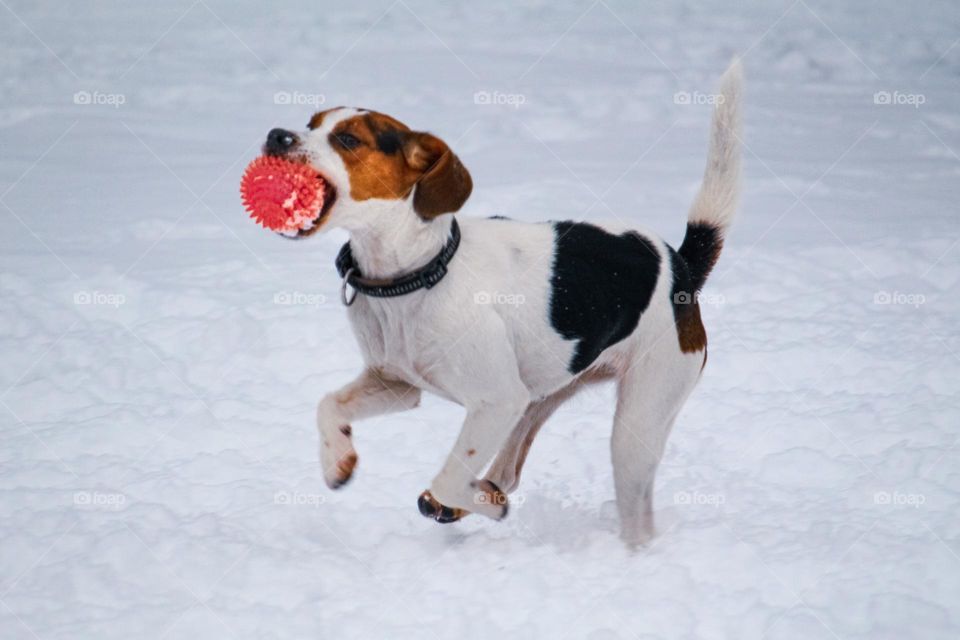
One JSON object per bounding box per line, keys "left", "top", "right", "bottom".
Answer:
{"left": 262, "top": 59, "right": 742, "bottom": 544}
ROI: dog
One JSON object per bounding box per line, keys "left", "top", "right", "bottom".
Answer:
{"left": 263, "top": 59, "right": 742, "bottom": 544}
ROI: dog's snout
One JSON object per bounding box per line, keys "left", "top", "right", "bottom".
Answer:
{"left": 265, "top": 128, "right": 298, "bottom": 155}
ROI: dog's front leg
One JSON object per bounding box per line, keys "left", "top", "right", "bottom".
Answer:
{"left": 318, "top": 368, "right": 421, "bottom": 489}
{"left": 419, "top": 385, "right": 530, "bottom": 522}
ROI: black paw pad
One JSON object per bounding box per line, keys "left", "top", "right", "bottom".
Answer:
{"left": 418, "top": 493, "right": 437, "bottom": 518}
{"left": 417, "top": 491, "right": 464, "bottom": 524}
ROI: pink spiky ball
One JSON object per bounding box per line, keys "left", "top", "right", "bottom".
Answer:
{"left": 240, "top": 156, "right": 327, "bottom": 233}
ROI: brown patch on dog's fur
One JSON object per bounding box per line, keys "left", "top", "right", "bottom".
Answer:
{"left": 328, "top": 111, "right": 472, "bottom": 219}
{"left": 404, "top": 133, "right": 472, "bottom": 219}
{"left": 339, "top": 425, "right": 352, "bottom": 437}
{"left": 675, "top": 301, "right": 708, "bottom": 353}
{"left": 466, "top": 448, "right": 476, "bottom": 457}
{"left": 329, "top": 112, "right": 419, "bottom": 202}
{"left": 337, "top": 451, "right": 358, "bottom": 480}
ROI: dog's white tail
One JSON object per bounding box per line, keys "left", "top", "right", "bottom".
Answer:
{"left": 679, "top": 57, "right": 743, "bottom": 291}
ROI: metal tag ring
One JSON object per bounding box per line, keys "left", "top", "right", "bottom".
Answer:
{"left": 340, "top": 268, "right": 359, "bottom": 306}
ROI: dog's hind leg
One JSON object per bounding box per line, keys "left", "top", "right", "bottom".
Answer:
{"left": 318, "top": 368, "right": 421, "bottom": 489}
{"left": 611, "top": 346, "right": 702, "bottom": 546}
{"left": 484, "top": 389, "right": 571, "bottom": 494}
{"left": 486, "top": 366, "right": 616, "bottom": 494}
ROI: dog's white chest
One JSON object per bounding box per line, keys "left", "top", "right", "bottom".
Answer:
{"left": 345, "top": 297, "right": 452, "bottom": 395}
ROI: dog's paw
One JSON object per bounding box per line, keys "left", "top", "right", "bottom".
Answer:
{"left": 470, "top": 479, "right": 509, "bottom": 520}
{"left": 320, "top": 427, "right": 358, "bottom": 489}
{"left": 417, "top": 490, "right": 469, "bottom": 523}
{"left": 620, "top": 512, "right": 658, "bottom": 548}
{"left": 417, "top": 480, "right": 509, "bottom": 523}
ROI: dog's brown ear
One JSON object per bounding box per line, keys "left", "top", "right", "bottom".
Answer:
{"left": 403, "top": 132, "right": 472, "bottom": 220}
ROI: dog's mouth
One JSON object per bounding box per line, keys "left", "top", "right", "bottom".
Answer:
{"left": 266, "top": 154, "right": 337, "bottom": 239}
{"left": 292, "top": 173, "right": 337, "bottom": 238}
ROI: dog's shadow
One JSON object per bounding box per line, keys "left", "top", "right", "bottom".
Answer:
{"left": 434, "top": 491, "right": 693, "bottom": 556}
{"left": 436, "top": 495, "right": 640, "bottom": 552}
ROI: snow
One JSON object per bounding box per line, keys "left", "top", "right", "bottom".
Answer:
{"left": 2, "top": 1, "right": 959, "bottom": 638}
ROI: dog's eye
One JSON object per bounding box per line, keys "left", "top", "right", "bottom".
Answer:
{"left": 334, "top": 133, "right": 361, "bottom": 150}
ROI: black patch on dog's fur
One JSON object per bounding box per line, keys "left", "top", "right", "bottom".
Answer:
{"left": 376, "top": 130, "right": 402, "bottom": 155}
{"left": 549, "top": 222, "right": 660, "bottom": 373}
{"left": 488, "top": 215, "right": 511, "bottom": 221}
{"left": 668, "top": 246, "right": 693, "bottom": 308}
{"left": 677, "top": 222, "right": 722, "bottom": 292}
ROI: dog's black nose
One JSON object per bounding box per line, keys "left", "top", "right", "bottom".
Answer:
{"left": 265, "top": 128, "right": 298, "bottom": 155}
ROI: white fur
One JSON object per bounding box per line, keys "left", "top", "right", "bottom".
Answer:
{"left": 299, "top": 59, "right": 743, "bottom": 542}
{"left": 688, "top": 57, "right": 743, "bottom": 231}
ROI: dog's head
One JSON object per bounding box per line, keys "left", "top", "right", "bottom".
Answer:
{"left": 263, "top": 107, "right": 472, "bottom": 237}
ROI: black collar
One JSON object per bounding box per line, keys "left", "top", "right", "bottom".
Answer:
{"left": 336, "top": 218, "right": 461, "bottom": 305}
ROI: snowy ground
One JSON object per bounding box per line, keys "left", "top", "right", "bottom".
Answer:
{"left": 2, "top": 1, "right": 959, "bottom": 638}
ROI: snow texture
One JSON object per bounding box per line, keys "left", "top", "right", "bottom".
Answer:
{"left": 1, "top": 1, "right": 959, "bottom": 639}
